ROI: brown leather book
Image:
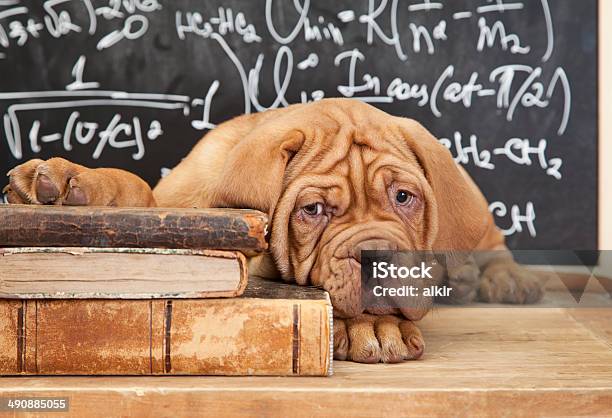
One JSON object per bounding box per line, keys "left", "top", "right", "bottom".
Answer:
{"left": 0, "top": 205, "right": 268, "bottom": 254}
{"left": 0, "top": 247, "right": 248, "bottom": 299}
{"left": 0, "top": 278, "right": 333, "bottom": 376}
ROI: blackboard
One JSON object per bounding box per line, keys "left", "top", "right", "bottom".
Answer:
{"left": 0, "top": 0, "right": 598, "bottom": 251}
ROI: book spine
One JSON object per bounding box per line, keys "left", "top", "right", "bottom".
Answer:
{"left": 0, "top": 205, "right": 268, "bottom": 252}
{"left": 0, "top": 298, "right": 331, "bottom": 376}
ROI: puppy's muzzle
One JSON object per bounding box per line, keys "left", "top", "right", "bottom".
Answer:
{"left": 350, "top": 239, "right": 430, "bottom": 321}
{"left": 350, "top": 239, "right": 398, "bottom": 263}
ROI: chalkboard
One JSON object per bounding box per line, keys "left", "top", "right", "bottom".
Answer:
{"left": 0, "top": 0, "right": 598, "bottom": 251}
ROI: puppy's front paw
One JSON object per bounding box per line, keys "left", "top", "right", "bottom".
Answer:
{"left": 5, "top": 158, "right": 91, "bottom": 205}
{"left": 479, "top": 260, "right": 543, "bottom": 304}
{"left": 333, "top": 314, "right": 424, "bottom": 363}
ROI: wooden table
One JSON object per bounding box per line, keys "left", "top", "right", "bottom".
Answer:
{"left": 1, "top": 293, "right": 611, "bottom": 417}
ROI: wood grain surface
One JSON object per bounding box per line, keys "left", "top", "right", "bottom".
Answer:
{"left": 1, "top": 300, "right": 611, "bottom": 417}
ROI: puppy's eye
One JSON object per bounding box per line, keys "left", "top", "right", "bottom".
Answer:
{"left": 302, "top": 202, "right": 324, "bottom": 216}
{"left": 395, "top": 190, "right": 414, "bottom": 206}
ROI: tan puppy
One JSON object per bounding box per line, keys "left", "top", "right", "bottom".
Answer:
{"left": 5, "top": 99, "right": 543, "bottom": 363}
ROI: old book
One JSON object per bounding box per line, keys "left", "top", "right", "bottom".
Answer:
{"left": 0, "top": 278, "right": 333, "bottom": 376}
{"left": 0, "top": 247, "right": 248, "bottom": 299}
{"left": 0, "top": 205, "right": 268, "bottom": 253}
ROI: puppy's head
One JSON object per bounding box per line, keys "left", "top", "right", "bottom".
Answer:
{"left": 213, "top": 99, "right": 492, "bottom": 318}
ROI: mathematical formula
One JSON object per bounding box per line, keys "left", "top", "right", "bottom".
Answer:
{"left": 0, "top": 0, "right": 589, "bottom": 240}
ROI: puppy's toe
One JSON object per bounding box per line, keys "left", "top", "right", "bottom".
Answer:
{"left": 3, "top": 184, "right": 25, "bottom": 204}
{"left": 399, "top": 320, "right": 425, "bottom": 359}
{"left": 64, "top": 177, "right": 89, "bottom": 206}
{"left": 35, "top": 174, "right": 60, "bottom": 204}
{"left": 374, "top": 316, "right": 408, "bottom": 363}
{"left": 333, "top": 318, "right": 349, "bottom": 361}
{"left": 518, "top": 274, "right": 544, "bottom": 304}
{"left": 346, "top": 316, "right": 381, "bottom": 363}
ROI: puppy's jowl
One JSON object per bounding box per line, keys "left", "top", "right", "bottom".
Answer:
{"left": 4, "top": 98, "right": 543, "bottom": 364}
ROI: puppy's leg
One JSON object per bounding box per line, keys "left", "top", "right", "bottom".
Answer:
{"left": 5, "top": 158, "right": 155, "bottom": 207}
{"left": 334, "top": 314, "right": 424, "bottom": 363}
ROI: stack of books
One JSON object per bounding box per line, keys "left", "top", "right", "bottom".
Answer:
{"left": 0, "top": 205, "right": 332, "bottom": 376}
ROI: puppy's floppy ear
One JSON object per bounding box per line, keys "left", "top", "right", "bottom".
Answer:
{"left": 395, "top": 117, "right": 493, "bottom": 250}
{"left": 212, "top": 125, "right": 305, "bottom": 216}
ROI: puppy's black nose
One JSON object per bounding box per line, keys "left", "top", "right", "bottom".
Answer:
{"left": 352, "top": 239, "right": 398, "bottom": 263}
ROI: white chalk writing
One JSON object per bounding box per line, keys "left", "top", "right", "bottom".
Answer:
{"left": 0, "top": 0, "right": 587, "bottom": 241}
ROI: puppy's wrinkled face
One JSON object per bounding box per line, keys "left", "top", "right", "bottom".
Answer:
{"left": 270, "top": 125, "right": 438, "bottom": 319}
{"left": 214, "top": 99, "right": 490, "bottom": 320}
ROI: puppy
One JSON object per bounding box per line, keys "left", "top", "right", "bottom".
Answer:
{"left": 4, "top": 98, "right": 543, "bottom": 363}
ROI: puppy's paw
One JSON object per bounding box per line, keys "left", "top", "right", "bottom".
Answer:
{"left": 479, "top": 260, "right": 544, "bottom": 304}
{"left": 334, "top": 314, "right": 424, "bottom": 363}
{"left": 444, "top": 256, "right": 481, "bottom": 304}
{"left": 2, "top": 158, "right": 144, "bottom": 206}
{"left": 5, "top": 158, "right": 92, "bottom": 205}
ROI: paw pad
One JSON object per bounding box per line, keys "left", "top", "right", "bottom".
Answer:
{"left": 64, "top": 179, "right": 88, "bottom": 206}
{"left": 35, "top": 174, "right": 59, "bottom": 204}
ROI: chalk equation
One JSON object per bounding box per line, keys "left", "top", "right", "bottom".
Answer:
{"left": 0, "top": 0, "right": 597, "bottom": 244}
{"left": 0, "top": 0, "right": 161, "bottom": 56}
{"left": 2, "top": 55, "right": 185, "bottom": 160}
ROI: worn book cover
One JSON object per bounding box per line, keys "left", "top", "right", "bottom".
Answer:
{"left": 0, "top": 205, "right": 268, "bottom": 254}
{"left": 0, "top": 278, "right": 333, "bottom": 376}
